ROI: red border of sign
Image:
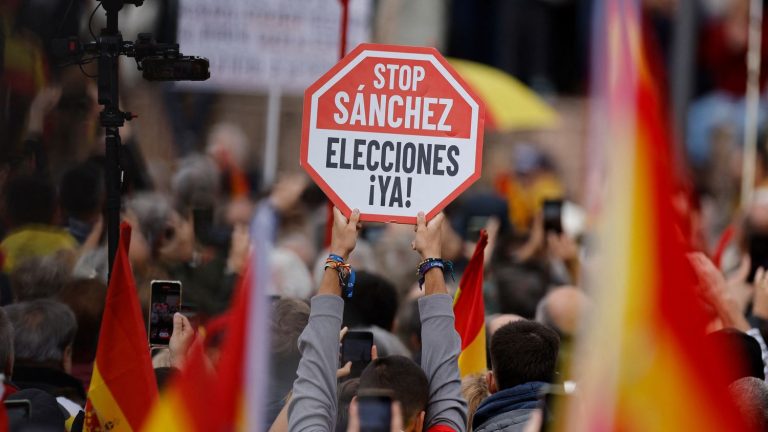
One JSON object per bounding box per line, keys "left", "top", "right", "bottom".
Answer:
{"left": 301, "top": 43, "right": 486, "bottom": 224}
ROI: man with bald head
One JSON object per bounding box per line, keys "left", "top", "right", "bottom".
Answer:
{"left": 535, "top": 286, "right": 591, "bottom": 338}
{"left": 535, "top": 286, "right": 591, "bottom": 383}
{"left": 487, "top": 314, "right": 525, "bottom": 339}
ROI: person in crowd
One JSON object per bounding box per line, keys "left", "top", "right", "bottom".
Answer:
{"left": 535, "top": 286, "right": 592, "bottom": 381}
{"left": 60, "top": 160, "right": 104, "bottom": 245}
{"left": 1, "top": 175, "right": 77, "bottom": 273}
{"left": 729, "top": 376, "right": 768, "bottom": 430}
{"left": 461, "top": 373, "right": 490, "bottom": 431}
{"left": 4, "top": 299, "right": 85, "bottom": 418}
{"left": 172, "top": 154, "right": 221, "bottom": 214}
{"left": 357, "top": 356, "right": 430, "bottom": 430}
{"left": 6, "top": 388, "right": 69, "bottom": 431}
{"left": 495, "top": 144, "right": 564, "bottom": 234}
{"left": 288, "top": 209, "right": 467, "bottom": 431}
{"left": 396, "top": 299, "right": 423, "bottom": 364}
{"left": 687, "top": 0, "right": 768, "bottom": 169}
{"left": 535, "top": 286, "right": 590, "bottom": 338}
{"left": 9, "top": 251, "right": 73, "bottom": 301}
{"left": 472, "top": 320, "right": 559, "bottom": 432}
{"left": 265, "top": 298, "right": 310, "bottom": 426}
{"left": 343, "top": 271, "right": 410, "bottom": 357}
{"left": 487, "top": 314, "right": 525, "bottom": 339}
{"left": 206, "top": 122, "right": 260, "bottom": 200}
{"left": 56, "top": 278, "right": 107, "bottom": 390}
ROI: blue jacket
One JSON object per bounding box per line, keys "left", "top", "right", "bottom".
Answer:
{"left": 472, "top": 381, "right": 547, "bottom": 432}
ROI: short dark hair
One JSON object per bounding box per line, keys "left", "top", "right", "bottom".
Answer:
{"left": 359, "top": 356, "right": 429, "bottom": 426}
{"left": 60, "top": 160, "right": 104, "bottom": 220}
{"left": 343, "top": 272, "right": 398, "bottom": 331}
{"left": 494, "top": 264, "right": 548, "bottom": 319}
{"left": 490, "top": 321, "right": 560, "bottom": 390}
{"left": 270, "top": 298, "right": 310, "bottom": 358}
{"left": 3, "top": 175, "right": 56, "bottom": 226}
{"left": 730, "top": 377, "right": 768, "bottom": 430}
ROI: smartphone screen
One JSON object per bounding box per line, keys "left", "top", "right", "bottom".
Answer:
{"left": 357, "top": 393, "right": 392, "bottom": 432}
{"left": 148, "top": 280, "right": 182, "bottom": 346}
{"left": 341, "top": 331, "right": 373, "bottom": 378}
{"left": 543, "top": 199, "right": 563, "bottom": 234}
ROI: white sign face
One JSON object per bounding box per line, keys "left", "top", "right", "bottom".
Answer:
{"left": 301, "top": 44, "right": 485, "bottom": 224}
{"left": 177, "top": 0, "right": 373, "bottom": 93}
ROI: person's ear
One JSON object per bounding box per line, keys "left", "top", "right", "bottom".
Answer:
{"left": 62, "top": 345, "right": 73, "bottom": 374}
{"left": 411, "top": 411, "right": 425, "bottom": 432}
{"left": 486, "top": 370, "right": 498, "bottom": 394}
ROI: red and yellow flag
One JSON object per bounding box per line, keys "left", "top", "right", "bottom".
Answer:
{"left": 141, "top": 339, "right": 216, "bottom": 432}
{"left": 453, "top": 230, "right": 488, "bottom": 377}
{"left": 208, "top": 207, "right": 272, "bottom": 430}
{"left": 85, "top": 223, "right": 158, "bottom": 431}
{"left": 569, "top": 1, "right": 753, "bottom": 430}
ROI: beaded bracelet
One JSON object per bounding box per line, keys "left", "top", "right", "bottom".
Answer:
{"left": 417, "top": 258, "right": 455, "bottom": 289}
{"left": 325, "top": 254, "right": 356, "bottom": 298}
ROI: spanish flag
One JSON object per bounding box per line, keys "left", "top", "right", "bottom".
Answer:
{"left": 454, "top": 230, "right": 488, "bottom": 377}
{"left": 206, "top": 202, "right": 273, "bottom": 430}
{"left": 567, "top": 1, "right": 752, "bottom": 430}
{"left": 141, "top": 339, "right": 216, "bottom": 431}
{"left": 85, "top": 223, "right": 158, "bottom": 431}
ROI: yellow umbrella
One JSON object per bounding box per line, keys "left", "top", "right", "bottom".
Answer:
{"left": 448, "top": 58, "right": 559, "bottom": 132}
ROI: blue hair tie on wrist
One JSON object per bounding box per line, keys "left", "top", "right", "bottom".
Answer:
{"left": 417, "top": 258, "right": 454, "bottom": 289}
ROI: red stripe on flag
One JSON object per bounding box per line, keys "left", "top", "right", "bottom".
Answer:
{"left": 454, "top": 231, "right": 488, "bottom": 350}
{"left": 87, "top": 223, "right": 158, "bottom": 430}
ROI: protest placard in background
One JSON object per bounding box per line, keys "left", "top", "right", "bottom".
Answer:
{"left": 177, "top": 0, "right": 373, "bottom": 93}
{"left": 301, "top": 44, "right": 485, "bottom": 223}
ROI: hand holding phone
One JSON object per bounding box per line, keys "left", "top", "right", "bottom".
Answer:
{"left": 341, "top": 331, "right": 373, "bottom": 378}
{"left": 148, "top": 280, "right": 182, "bottom": 347}
{"left": 543, "top": 199, "right": 563, "bottom": 234}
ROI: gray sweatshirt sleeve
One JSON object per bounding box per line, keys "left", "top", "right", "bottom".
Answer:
{"left": 288, "top": 295, "right": 344, "bottom": 432}
{"left": 419, "top": 294, "right": 468, "bottom": 431}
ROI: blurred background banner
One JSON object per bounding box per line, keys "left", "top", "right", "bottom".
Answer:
{"left": 176, "top": 0, "right": 373, "bottom": 93}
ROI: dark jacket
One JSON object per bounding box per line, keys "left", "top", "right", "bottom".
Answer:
{"left": 12, "top": 365, "right": 87, "bottom": 407}
{"left": 472, "top": 381, "right": 546, "bottom": 432}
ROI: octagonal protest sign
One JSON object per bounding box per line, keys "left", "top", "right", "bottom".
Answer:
{"left": 301, "top": 43, "right": 485, "bottom": 223}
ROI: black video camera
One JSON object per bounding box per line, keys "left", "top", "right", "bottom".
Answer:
{"left": 53, "top": 33, "right": 209, "bottom": 82}
{"left": 133, "top": 34, "right": 209, "bottom": 81}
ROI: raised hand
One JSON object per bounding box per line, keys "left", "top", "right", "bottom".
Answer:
{"left": 412, "top": 212, "right": 444, "bottom": 260}
{"left": 169, "top": 313, "right": 195, "bottom": 368}
{"left": 330, "top": 207, "right": 361, "bottom": 261}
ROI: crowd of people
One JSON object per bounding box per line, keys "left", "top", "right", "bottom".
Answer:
{"left": 3, "top": 86, "right": 768, "bottom": 430}
{"left": 4, "top": 0, "right": 768, "bottom": 431}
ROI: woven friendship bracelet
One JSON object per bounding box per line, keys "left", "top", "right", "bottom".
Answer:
{"left": 325, "top": 254, "right": 356, "bottom": 298}
{"left": 416, "top": 258, "right": 455, "bottom": 289}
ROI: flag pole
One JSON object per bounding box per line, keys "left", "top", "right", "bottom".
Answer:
{"left": 741, "top": 0, "right": 763, "bottom": 209}
{"left": 262, "top": 87, "right": 281, "bottom": 189}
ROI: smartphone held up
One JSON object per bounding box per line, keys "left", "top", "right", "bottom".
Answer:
{"left": 148, "top": 280, "right": 182, "bottom": 347}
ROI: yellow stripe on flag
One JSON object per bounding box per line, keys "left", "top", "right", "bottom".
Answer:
{"left": 87, "top": 365, "right": 132, "bottom": 431}
{"left": 458, "top": 326, "right": 486, "bottom": 377}
{"left": 141, "top": 388, "right": 197, "bottom": 432}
